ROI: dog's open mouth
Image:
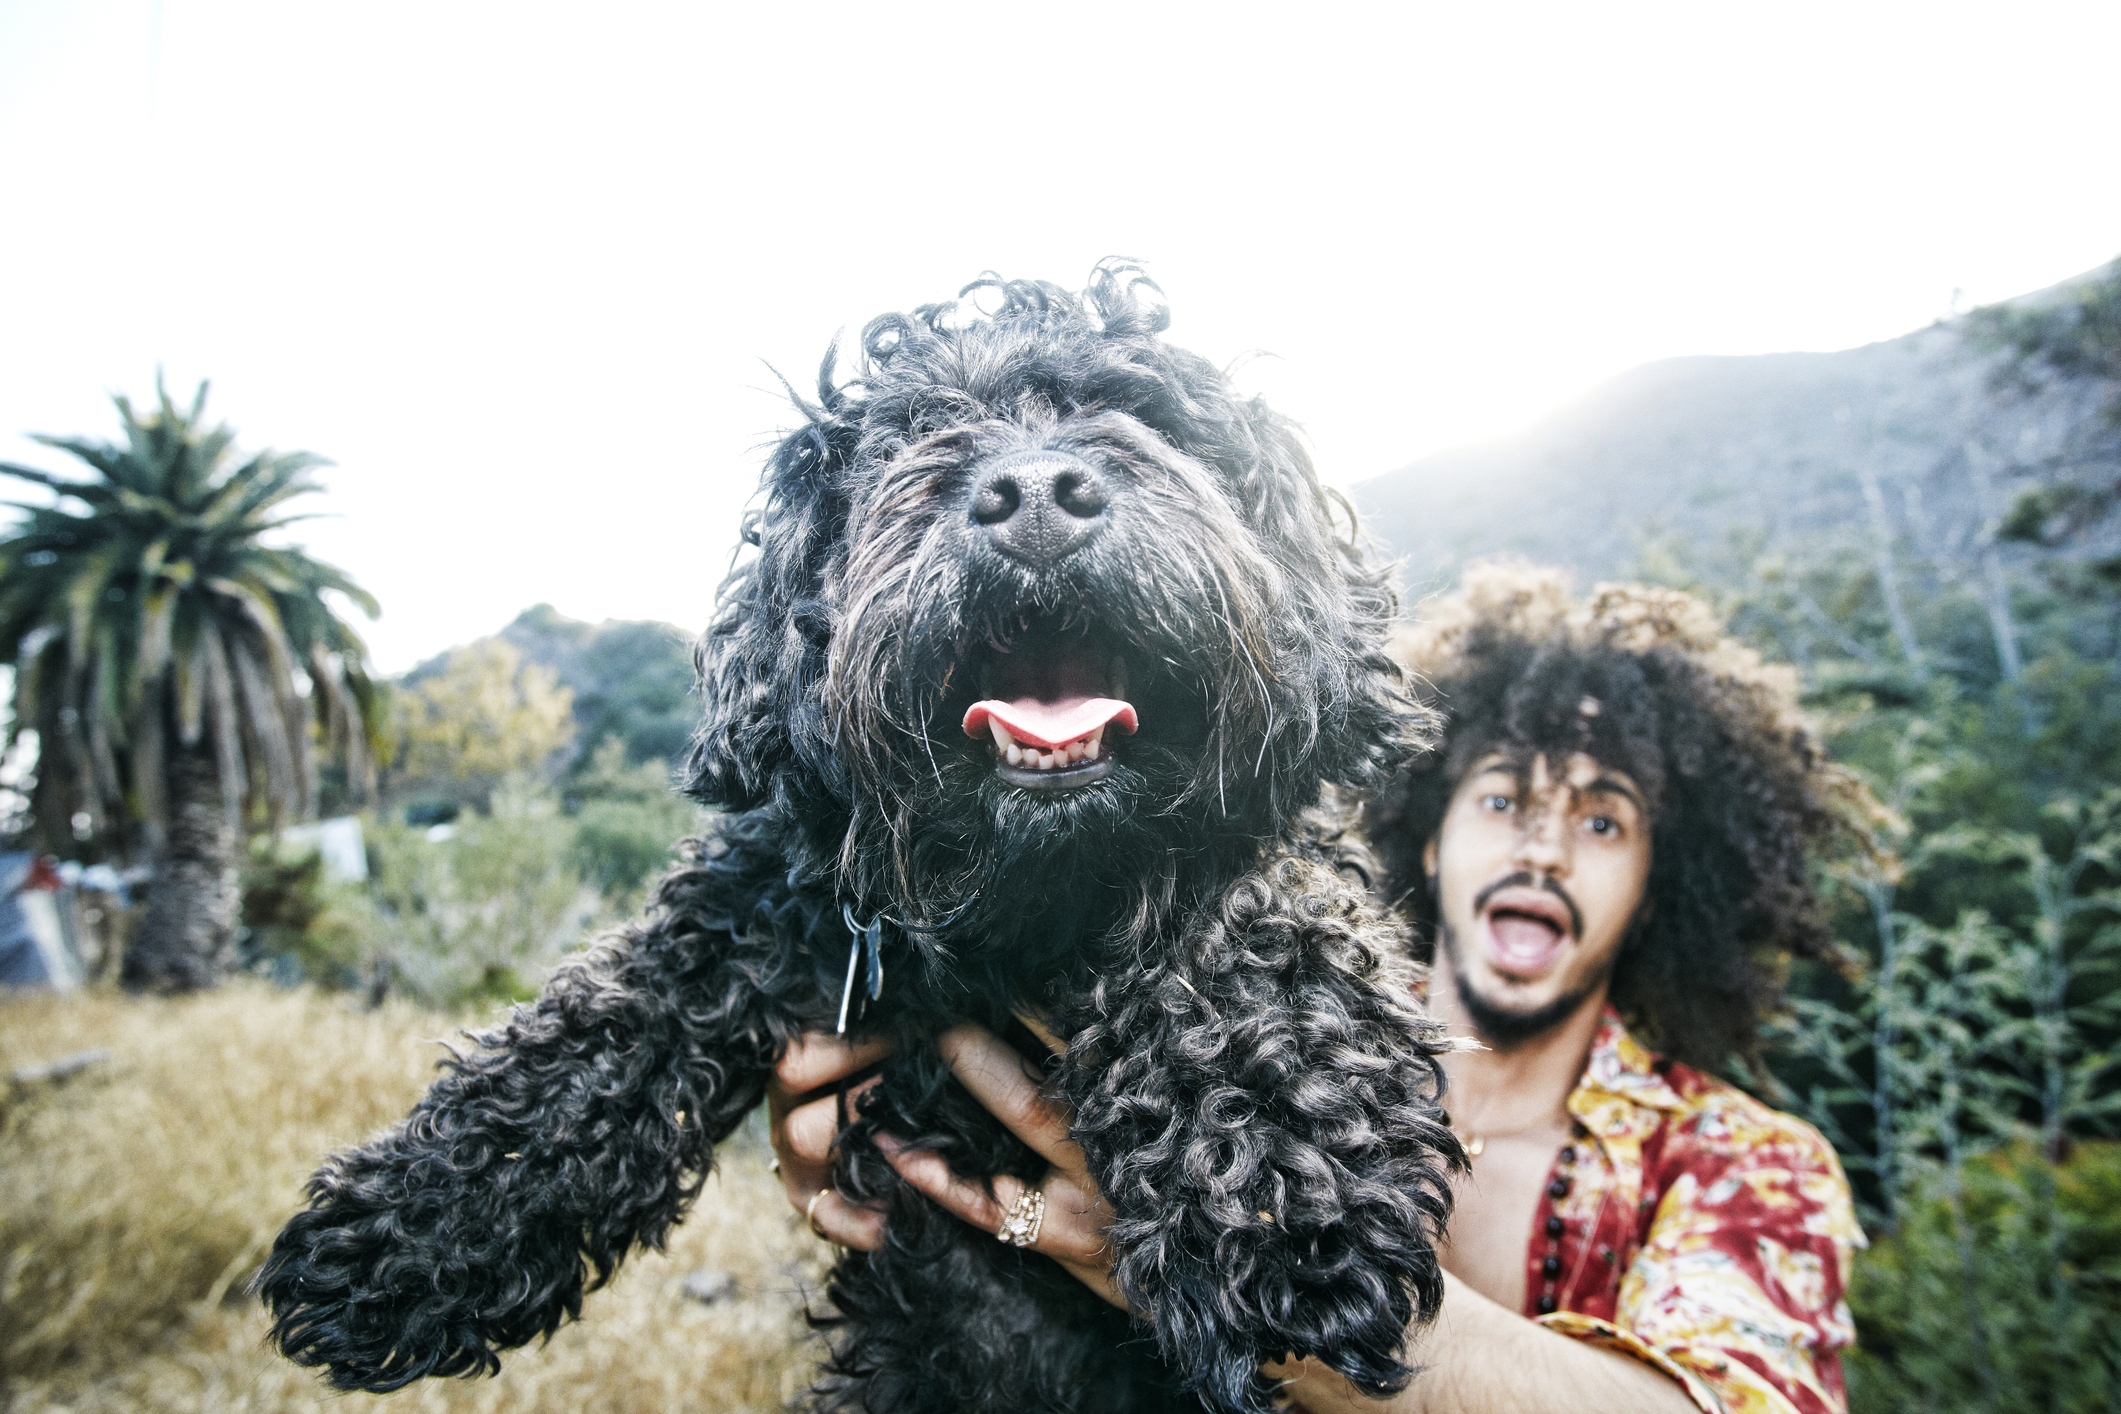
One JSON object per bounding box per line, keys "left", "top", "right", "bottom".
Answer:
{"left": 961, "top": 621, "right": 1137, "bottom": 791}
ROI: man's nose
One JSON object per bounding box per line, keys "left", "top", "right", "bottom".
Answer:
{"left": 1511, "top": 799, "right": 1571, "bottom": 877}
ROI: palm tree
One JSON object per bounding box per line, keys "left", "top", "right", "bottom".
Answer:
{"left": 0, "top": 380, "right": 382, "bottom": 992}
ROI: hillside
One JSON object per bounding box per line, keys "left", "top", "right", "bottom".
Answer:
{"left": 498, "top": 605, "right": 700, "bottom": 768}
{"left": 405, "top": 606, "right": 699, "bottom": 772}
{"left": 1354, "top": 262, "right": 2121, "bottom": 598}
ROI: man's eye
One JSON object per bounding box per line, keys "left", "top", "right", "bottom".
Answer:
{"left": 1482, "top": 794, "right": 1514, "bottom": 813}
{"left": 1587, "top": 815, "right": 1619, "bottom": 836}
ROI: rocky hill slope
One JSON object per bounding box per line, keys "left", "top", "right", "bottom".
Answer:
{"left": 1354, "top": 262, "right": 2120, "bottom": 598}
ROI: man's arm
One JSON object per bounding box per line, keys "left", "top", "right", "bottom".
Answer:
{"left": 1265, "top": 1274, "right": 1700, "bottom": 1414}
{"left": 1596, "top": 1100, "right": 1864, "bottom": 1414}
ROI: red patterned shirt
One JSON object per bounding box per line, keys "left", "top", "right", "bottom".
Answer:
{"left": 1527, "top": 1011, "right": 1864, "bottom": 1414}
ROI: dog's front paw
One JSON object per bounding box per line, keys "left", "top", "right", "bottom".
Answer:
{"left": 1060, "top": 859, "right": 1460, "bottom": 1413}
{"left": 257, "top": 1129, "right": 596, "bottom": 1392}
{"left": 1110, "top": 1194, "right": 1433, "bottom": 1412}
{"left": 259, "top": 1192, "right": 497, "bottom": 1390}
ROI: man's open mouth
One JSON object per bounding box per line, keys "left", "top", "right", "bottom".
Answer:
{"left": 1478, "top": 890, "right": 1575, "bottom": 978}
{"left": 960, "top": 620, "right": 1137, "bottom": 791}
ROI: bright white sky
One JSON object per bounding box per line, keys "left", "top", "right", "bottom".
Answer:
{"left": 2, "top": 1, "right": 2117, "bottom": 673}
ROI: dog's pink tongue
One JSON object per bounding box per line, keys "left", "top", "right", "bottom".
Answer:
{"left": 962, "top": 697, "right": 1138, "bottom": 749}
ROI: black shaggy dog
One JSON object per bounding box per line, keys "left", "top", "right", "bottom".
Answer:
{"left": 260, "top": 265, "right": 1462, "bottom": 1413}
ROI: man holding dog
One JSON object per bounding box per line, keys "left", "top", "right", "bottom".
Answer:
{"left": 775, "top": 564, "right": 1868, "bottom": 1414}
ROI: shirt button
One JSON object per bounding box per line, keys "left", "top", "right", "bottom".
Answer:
{"left": 1536, "top": 1293, "right": 1558, "bottom": 1314}
{"left": 1541, "top": 1255, "right": 1562, "bottom": 1279}
{"left": 1545, "top": 1215, "right": 1565, "bottom": 1239}
{"left": 1548, "top": 1175, "right": 1571, "bottom": 1199}
{"left": 1559, "top": 1145, "right": 1576, "bottom": 1165}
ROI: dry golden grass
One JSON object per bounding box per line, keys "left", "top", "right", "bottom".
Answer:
{"left": 0, "top": 983, "right": 824, "bottom": 1413}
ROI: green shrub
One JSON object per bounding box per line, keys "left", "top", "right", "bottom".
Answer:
{"left": 1849, "top": 1143, "right": 2121, "bottom": 1412}
{"left": 236, "top": 844, "right": 375, "bottom": 989}
{"left": 565, "top": 736, "right": 704, "bottom": 904}
{"left": 356, "top": 778, "right": 603, "bottom": 1007}
{"left": 227, "top": 752, "right": 693, "bottom": 1006}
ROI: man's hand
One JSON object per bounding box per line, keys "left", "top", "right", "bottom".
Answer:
{"left": 880, "top": 1021, "right": 1125, "bottom": 1308}
{"left": 764, "top": 1023, "right": 1123, "bottom": 1305}
{"left": 766, "top": 1031, "right": 892, "bottom": 1248}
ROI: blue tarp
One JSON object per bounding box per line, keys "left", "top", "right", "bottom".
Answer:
{"left": 0, "top": 851, "right": 50, "bottom": 986}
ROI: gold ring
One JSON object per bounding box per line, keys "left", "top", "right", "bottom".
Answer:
{"left": 806, "top": 1188, "right": 832, "bottom": 1239}
{"left": 996, "top": 1187, "right": 1045, "bottom": 1248}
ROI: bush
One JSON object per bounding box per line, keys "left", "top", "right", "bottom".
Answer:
{"left": 228, "top": 756, "right": 696, "bottom": 1006}
{"left": 1849, "top": 1143, "right": 2121, "bottom": 1412}
{"left": 236, "top": 845, "right": 372, "bottom": 989}
{"left": 565, "top": 736, "right": 704, "bottom": 905}
{"left": 357, "top": 778, "right": 603, "bottom": 1007}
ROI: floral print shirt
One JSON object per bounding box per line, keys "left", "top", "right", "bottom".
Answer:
{"left": 1529, "top": 1010, "right": 1865, "bottom": 1414}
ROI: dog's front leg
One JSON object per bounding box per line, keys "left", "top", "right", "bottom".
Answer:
{"left": 1056, "top": 859, "right": 1463, "bottom": 1414}
{"left": 258, "top": 845, "right": 812, "bottom": 1392}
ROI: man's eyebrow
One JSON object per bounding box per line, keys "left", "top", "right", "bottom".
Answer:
{"left": 1470, "top": 752, "right": 1527, "bottom": 776}
{"left": 1582, "top": 776, "right": 1647, "bottom": 812}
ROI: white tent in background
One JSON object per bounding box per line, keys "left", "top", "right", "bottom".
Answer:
{"left": 278, "top": 817, "right": 369, "bottom": 883}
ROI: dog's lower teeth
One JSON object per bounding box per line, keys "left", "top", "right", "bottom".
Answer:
{"left": 990, "top": 722, "right": 1112, "bottom": 773}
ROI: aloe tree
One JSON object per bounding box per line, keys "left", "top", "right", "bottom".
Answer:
{"left": 0, "top": 381, "right": 382, "bottom": 991}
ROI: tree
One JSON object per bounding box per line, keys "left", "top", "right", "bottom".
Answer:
{"left": 1644, "top": 469, "right": 2121, "bottom": 1406}
{"left": 495, "top": 605, "right": 699, "bottom": 774}
{"left": 396, "top": 638, "right": 574, "bottom": 803}
{"left": 0, "top": 380, "right": 381, "bottom": 992}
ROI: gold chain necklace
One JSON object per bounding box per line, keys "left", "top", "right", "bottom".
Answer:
{"left": 1441, "top": 1110, "right": 1563, "bottom": 1159}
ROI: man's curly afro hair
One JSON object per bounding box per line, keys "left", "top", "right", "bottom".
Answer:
{"left": 1364, "top": 562, "right": 1879, "bottom": 1074}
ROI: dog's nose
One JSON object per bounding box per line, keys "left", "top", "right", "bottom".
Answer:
{"left": 969, "top": 449, "right": 1110, "bottom": 566}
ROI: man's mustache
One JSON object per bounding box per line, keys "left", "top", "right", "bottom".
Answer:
{"left": 1470, "top": 872, "right": 1583, "bottom": 940}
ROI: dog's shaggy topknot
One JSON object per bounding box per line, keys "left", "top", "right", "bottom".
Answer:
{"left": 262, "top": 263, "right": 1459, "bottom": 1414}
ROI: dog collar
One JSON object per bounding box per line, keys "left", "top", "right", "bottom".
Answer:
{"left": 836, "top": 904, "right": 886, "bottom": 1033}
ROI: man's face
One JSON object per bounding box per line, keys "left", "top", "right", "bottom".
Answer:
{"left": 1422, "top": 751, "right": 1653, "bottom": 1048}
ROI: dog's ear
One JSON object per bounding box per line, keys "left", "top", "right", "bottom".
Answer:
{"left": 686, "top": 375, "right": 855, "bottom": 812}
{"left": 1233, "top": 400, "right": 1426, "bottom": 796}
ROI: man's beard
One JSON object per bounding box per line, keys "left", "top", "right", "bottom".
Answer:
{"left": 1439, "top": 920, "right": 1615, "bottom": 1051}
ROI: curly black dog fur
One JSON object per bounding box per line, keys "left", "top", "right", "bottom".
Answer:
{"left": 259, "top": 265, "right": 1462, "bottom": 1413}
